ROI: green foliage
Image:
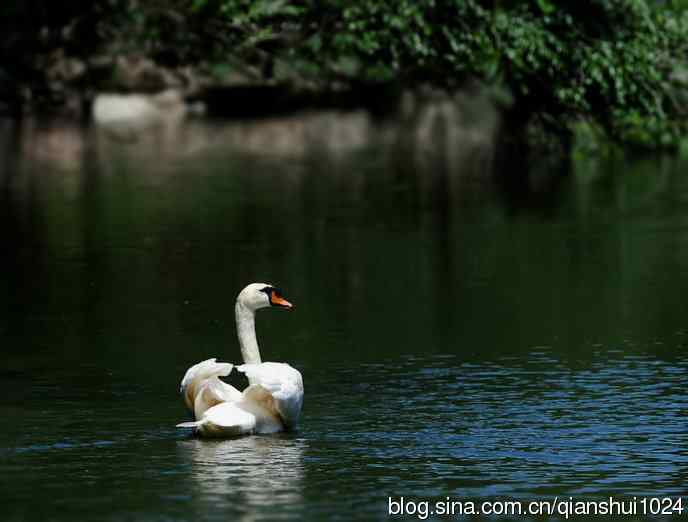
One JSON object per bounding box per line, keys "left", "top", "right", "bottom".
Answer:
{"left": 177, "top": 0, "right": 688, "bottom": 149}
{"left": 2, "top": 0, "right": 688, "bottom": 149}
{"left": 489, "top": 1, "right": 688, "bottom": 148}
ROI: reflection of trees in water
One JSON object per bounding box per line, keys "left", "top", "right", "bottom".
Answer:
{"left": 4, "top": 109, "right": 688, "bottom": 361}
{"left": 1, "top": 120, "right": 52, "bottom": 346}
{"left": 178, "top": 435, "right": 306, "bottom": 521}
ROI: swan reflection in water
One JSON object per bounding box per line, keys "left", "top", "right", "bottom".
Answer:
{"left": 178, "top": 434, "right": 306, "bottom": 520}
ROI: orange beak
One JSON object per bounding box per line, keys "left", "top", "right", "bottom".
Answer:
{"left": 270, "top": 292, "right": 293, "bottom": 309}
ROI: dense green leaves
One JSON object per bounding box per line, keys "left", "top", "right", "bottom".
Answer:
{"left": 174, "top": 0, "right": 688, "bottom": 149}
{"left": 2, "top": 0, "right": 688, "bottom": 149}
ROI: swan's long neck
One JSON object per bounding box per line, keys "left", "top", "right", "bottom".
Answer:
{"left": 235, "top": 301, "right": 262, "bottom": 364}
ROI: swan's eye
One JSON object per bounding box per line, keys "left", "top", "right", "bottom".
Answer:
{"left": 259, "top": 286, "right": 272, "bottom": 295}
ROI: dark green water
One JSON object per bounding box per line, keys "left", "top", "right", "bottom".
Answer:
{"left": 1, "top": 117, "right": 687, "bottom": 521}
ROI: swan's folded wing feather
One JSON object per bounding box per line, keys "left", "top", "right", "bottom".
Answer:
{"left": 197, "top": 402, "right": 257, "bottom": 437}
{"left": 206, "top": 376, "right": 243, "bottom": 402}
{"left": 180, "top": 358, "right": 235, "bottom": 412}
{"left": 193, "top": 377, "right": 243, "bottom": 418}
{"left": 181, "top": 358, "right": 233, "bottom": 388}
{"left": 237, "top": 362, "right": 304, "bottom": 429}
{"left": 242, "top": 383, "right": 275, "bottom": 405}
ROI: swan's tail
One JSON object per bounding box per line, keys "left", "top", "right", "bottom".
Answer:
{"left": 180, "top": 358, "right": 233, "bottom": 412}
{"left": 176, "top": 421, "right": 203, "bottom": 429}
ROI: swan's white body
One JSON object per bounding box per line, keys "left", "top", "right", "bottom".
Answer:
{"left": 177, "top": 283, "right": 303, "bottom": 437}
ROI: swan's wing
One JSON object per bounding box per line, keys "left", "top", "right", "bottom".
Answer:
{"left": 180, "top": 358, "right": 233, "bottom": 393}
{"left": 176, "top": 402, "right": 257, "bottom": 438}
{"left": 180, "top": 358, "right": 237, "bottom": 412}
{"left": 237, "top": 362, "right": 304, "bottom": 429}
{"left": 193, "top": 377, "right": 243, "bottom": 418}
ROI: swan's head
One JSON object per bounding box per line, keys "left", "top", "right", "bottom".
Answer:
{"left": 237, "top": 283, "right": 293, "bottom": 312}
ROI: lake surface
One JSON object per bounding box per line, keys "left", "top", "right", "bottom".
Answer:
{"left": 1, "top": 115, "right": 687, "bottom": 521}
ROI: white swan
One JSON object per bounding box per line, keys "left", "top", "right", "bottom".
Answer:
{"left": 176, "top": 283, "right": 303, "bottom": 437}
